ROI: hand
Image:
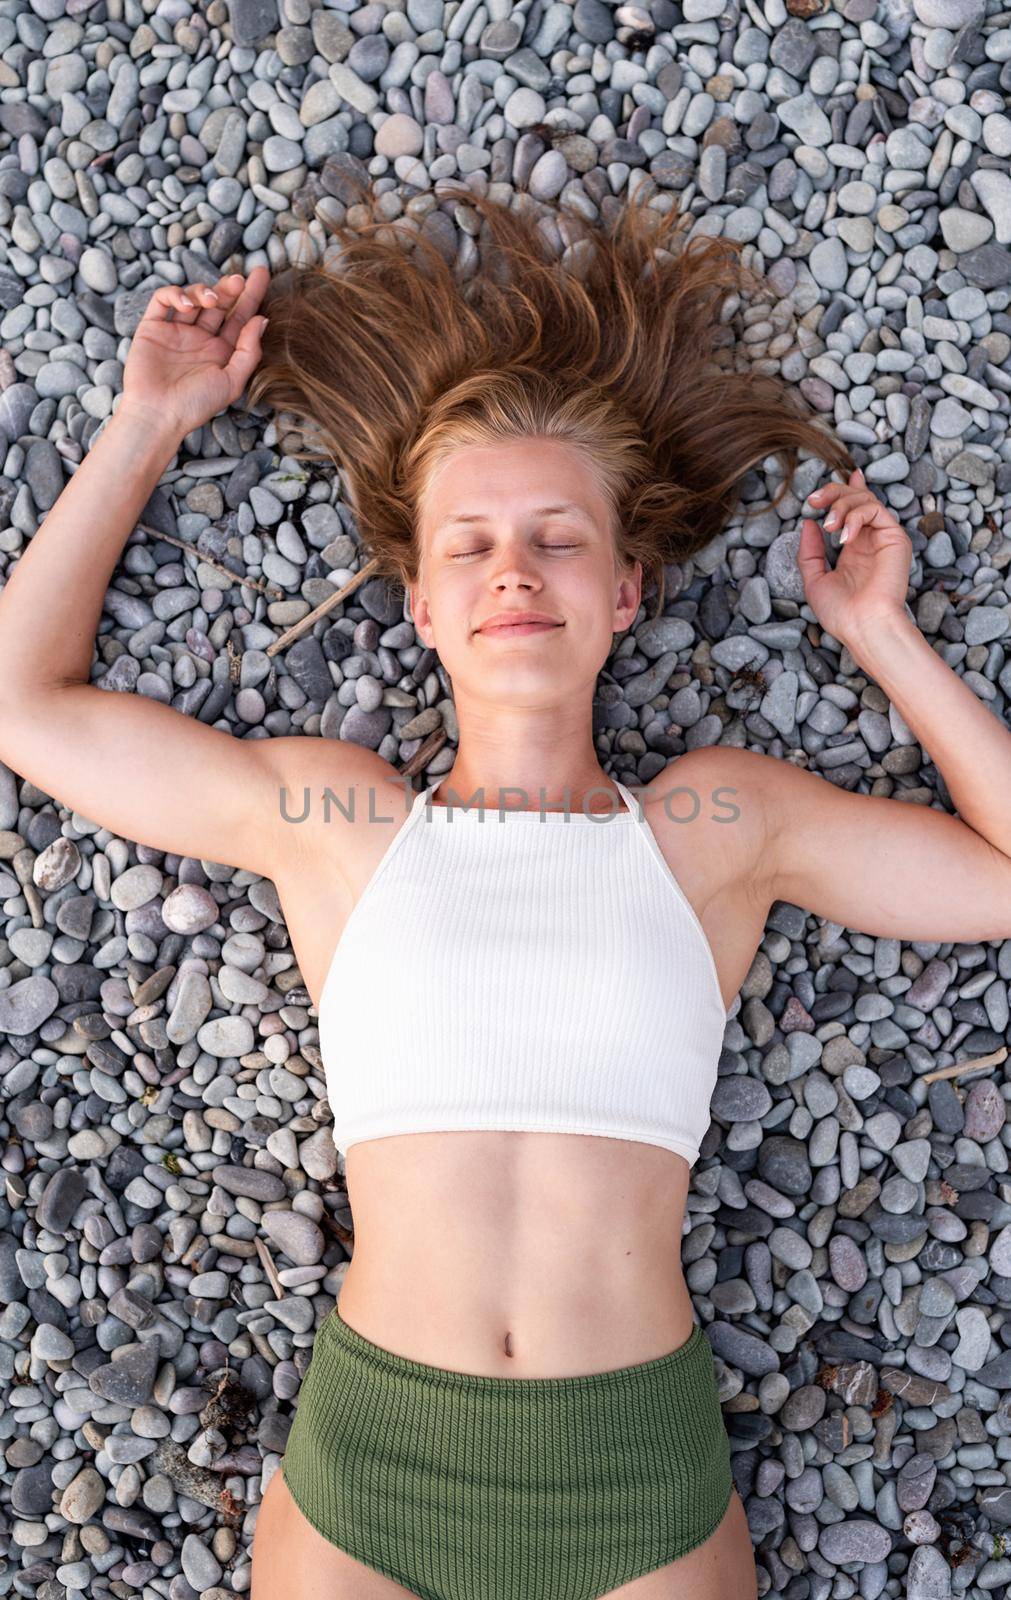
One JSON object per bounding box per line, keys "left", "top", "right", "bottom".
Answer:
{"left": 119, "top": 266, "right": 271, "bottom": 442}
{"left": 796, "top": 468, "right": 913, "bottom": 647}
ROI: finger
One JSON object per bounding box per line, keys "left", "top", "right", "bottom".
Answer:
{"left": 144, "top": 283, "right": 202, "bottom": 325}
{"left": 809, "top": 470, "right": 868, "bottom": 511}
{"left": 194, "top": 272, "right": 247, "bottom": 333}
{"left": 835, "top": 500, "right": 878, "bottom": 545}
{"left": 223, "top": 314, "right": 268, "bottom": 407}
{"left": 796, "top": 517, "right": 829, "bottom": 585}
{"left": 821, "top": 489, "right": 872, "bottom": 530}
{"left": 191, "top": 281, "right": 226, "bottom": 333}
{"left": 219, "top": 264, "right": 271, "bottom": 351}
{"left": 819, "top": 493, "right": 871, "bottom": 543}
{"left": 171, "top": 275, "right": 240, "bottom": 331}
{"left": 244, "top": 263, "right": 271, "bottom": 310}
{"left": 806, "top": 487, "right": 847, "bottom": 521}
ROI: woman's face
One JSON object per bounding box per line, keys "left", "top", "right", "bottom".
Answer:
{"left": 410, "top": 437, "right": 641, "bottom": 704}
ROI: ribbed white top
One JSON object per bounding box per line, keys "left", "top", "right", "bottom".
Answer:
{"left": 317, "top": 780, "right": 728, "bottom": 1167}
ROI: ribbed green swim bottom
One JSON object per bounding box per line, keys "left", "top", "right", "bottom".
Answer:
{"left": 280, "top": 1302, "right": 734, "bottom": 1600}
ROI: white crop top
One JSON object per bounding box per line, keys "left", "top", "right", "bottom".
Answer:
{"left": 317, "top": 779, "right": 728, "bottom": 1166}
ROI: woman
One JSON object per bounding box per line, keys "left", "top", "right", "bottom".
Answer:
{"left": 1, "top": 182, "right": 1009, "bottom": 1600}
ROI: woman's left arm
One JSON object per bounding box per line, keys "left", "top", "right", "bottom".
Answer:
{"left": 844, "top": 608, "right": 1011, "bottom": 860}
{"left": 746, "top": 470, "right": 1011, "bottom": 942}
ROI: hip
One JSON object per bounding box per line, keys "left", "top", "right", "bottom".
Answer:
{"left": 279, "top": 1296, "right": 735, "bottom": 1599}
{"left": 335, "top": 1252, "right": 699, "bottom": 1380}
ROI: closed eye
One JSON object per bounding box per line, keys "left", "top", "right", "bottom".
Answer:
{"left": 449, "top": 544, "right": 581, "bottom": 560}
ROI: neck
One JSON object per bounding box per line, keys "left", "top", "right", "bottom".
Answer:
{"left": 431, "top": 772, "right": 625, "bottom": 812}
{"left": 433, "top": 704, "right": 620, "bottom": 812}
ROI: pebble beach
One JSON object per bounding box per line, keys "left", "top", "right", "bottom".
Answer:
{"left": 1, "top": 0, "right": 1011, "bottom": 1596}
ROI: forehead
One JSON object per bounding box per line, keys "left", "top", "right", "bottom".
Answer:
{"left": 420, "top": 438, "right": 610, "bottom": 533}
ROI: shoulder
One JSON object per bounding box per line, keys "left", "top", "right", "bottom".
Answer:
{"left": 254, "top": 736, "right": 405, "bottom": 875}
{"left": 637, "top": 745, "right": 776, "bottom": 823}
{"left": 258, "top": 734, "right": 401, "bottom": 797}
{"left": 636, "top": 746, "right": 778, "bottom": 905}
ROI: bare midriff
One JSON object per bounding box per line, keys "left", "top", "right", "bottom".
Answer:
{"left": 336, "top": 1127, "right": 699, "bottom": 1380}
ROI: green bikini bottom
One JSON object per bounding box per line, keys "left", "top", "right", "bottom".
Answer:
{"left": 279, "top": 1301, "right": 735, "bottom": 1600}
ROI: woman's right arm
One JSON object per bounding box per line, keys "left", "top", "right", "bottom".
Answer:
{"left": 0, "top": 270, "right": 323, "bottom": 881}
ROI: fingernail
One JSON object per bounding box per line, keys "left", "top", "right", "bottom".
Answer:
{"left": 179, "top": 296, "right": 193, "bottom": 307}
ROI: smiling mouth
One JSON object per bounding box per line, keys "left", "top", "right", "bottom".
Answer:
{"left": 478, "top": 622, "right": 564, "bottom": 636}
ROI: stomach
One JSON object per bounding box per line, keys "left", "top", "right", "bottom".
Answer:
{"left": 335, "top": 1128, "right": 700, "bottom": 1379}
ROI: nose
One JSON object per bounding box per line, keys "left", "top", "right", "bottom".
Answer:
{"left": 488, "top": 542, "right": 542, "bottom": 590}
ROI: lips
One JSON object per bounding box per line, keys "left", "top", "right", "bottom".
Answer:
{"left": 479, "top": 621, "right": 562, "bottom": 635}
{"left": 476, "top": 613, "right": 563, "bottom": 633}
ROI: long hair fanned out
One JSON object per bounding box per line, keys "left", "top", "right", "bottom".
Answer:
{"left": 246, "top": 174, "right": 857, "bottom": 619}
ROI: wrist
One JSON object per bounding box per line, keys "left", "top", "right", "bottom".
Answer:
{"left": 845, "top": 606, "right": 920, "bottom": 663}
{"left": 109, "top": 398, "right": 185, "bottom": 461}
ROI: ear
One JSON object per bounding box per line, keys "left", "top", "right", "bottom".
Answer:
{"left": 615, "top": 558, "right": 642, "bottom": 627}
{"left": 408, "top": 580, "right": 434, "bottom": 645}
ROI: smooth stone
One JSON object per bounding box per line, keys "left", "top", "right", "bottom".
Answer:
{"left": 819, "top": 1521, "right": 894, "bottom": 1563}
{"left": 261, "top": 1210, "right": 324, "bottom": 1266}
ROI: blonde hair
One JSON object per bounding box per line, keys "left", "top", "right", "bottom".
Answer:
{"left": 247, "top": 175, "right": 856, "bottom": 622}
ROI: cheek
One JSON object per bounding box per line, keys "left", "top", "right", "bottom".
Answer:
{"left": 426, "top": 570, "right": 480, "bottom": 632}
{"left": 436, "top": 567, "right": 475, "bottom": 604}
{"left": 571, "top": 570, "right": 614, "bottom": 609}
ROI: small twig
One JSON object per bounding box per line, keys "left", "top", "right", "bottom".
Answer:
{"left": 319, "top": 1211, "right": 354, "bottom": 1250}
{"left": 134, "top": 520, "right": 285, "bottom": 599}
{"left": 254, "top": 1235, "right": 285, "bottom": 1300}
{"left": 135, "top": 518, "right": 389, "bottom": 660}
{"left": 921, "top": 1046, "right": 1006, "bottom": 1084}
{"left": 403, "top": 728, "right": 447, "bottom": 779}
{"left": 266, "top": 556, "right": 381, "bottom": 656}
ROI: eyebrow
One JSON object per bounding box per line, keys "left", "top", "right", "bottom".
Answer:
{"left": 440, "top": 503, "right": 594, "bottom": 528}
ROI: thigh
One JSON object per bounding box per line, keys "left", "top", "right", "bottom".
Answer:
{"left": 600, "top": 1488, "right": 757, "bottom": 1600}
{"left": 251, "top": 1465, "right": 421, "bottom": 1600}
